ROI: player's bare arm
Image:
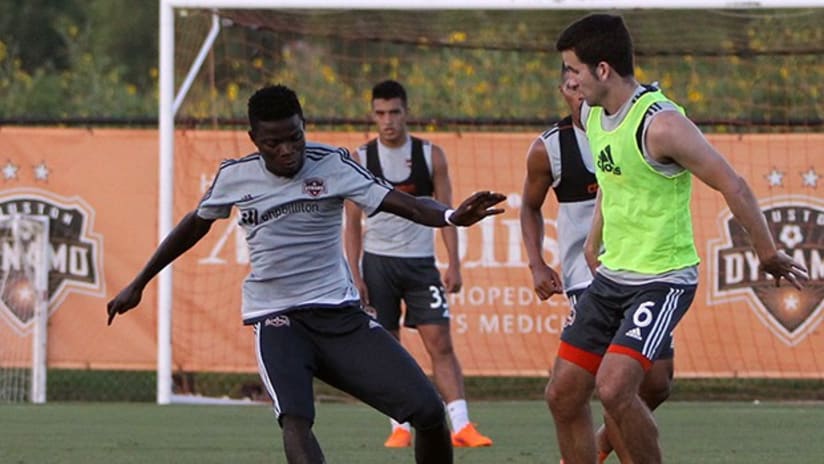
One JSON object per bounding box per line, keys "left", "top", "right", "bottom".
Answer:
{"left": 431, "top": 144, "right": 462, "bottom": 292}
{"left": 583, "top": 189, "right": 603, "bottom": 275}
{"left": 646, "top": 111, "right": 808, "bottom": 288}
{"left": 343, "top": 149, "right": 369, "bottom": 304}
{"left": 378, "top": 189, "right": 505, "bottom": 227}
{"left": 520, "top": 137, "right": 563, "bottom": 299}
{"left": 106, "top": 211, "right": 215, "bottom": 325}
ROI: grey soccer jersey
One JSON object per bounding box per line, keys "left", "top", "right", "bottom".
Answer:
{"left": 540, "top": 124, "right": 596, "bottom": 293}
{"left": 357, "top": 137, "right": 436, "bottom": 258}
{"left": 197, "top": 142, "right": 392, "bottom": 323}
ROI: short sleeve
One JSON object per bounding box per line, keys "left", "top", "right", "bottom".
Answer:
{"left": 197, "top": 161, "right": 234, "bottom": 220}
{"left": 335, "top": 149, "right": 392, "bottom": 215}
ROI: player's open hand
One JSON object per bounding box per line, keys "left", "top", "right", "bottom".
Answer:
{"left": 449, "top": 191, "right": 506, "bottom": 226}
{"left": 759, "top": 251, "right": 808, "bottom": 290}
{"left": 106, "top": 283, "right": 144, "bottom": 326}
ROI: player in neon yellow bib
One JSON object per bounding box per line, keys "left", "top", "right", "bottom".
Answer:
{"left": 547, "top": 14, "right": 808, "bottom": 464}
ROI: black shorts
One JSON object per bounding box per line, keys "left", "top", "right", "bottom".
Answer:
{"left": 254, "top": 305, "right": 442, "bottom": 425}
{"left": 362, "top": 252, "right": 449, "bottom": 330}
{"left": 561, "top": 274, "right": 694, "bottom": 374}
{"left": 566, "top": 287, "right": 674, "bottom": 361}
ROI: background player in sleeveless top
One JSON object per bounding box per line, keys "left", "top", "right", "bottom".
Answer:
{"left": 548, "top": 15, "right": 808, "bottom": 464}
{"left": 521, "top": 66, "right": 675, "bottom": 464}
{"left": 106, "top": 84, "right": 506, "bottom": 464}
{"left": 344, "top": 80, "right": 492, "bottom": 449}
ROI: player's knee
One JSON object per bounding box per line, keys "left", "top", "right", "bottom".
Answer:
{"left": 640, "top": 366, "right": 674, "bottom": 408}
{"left": 545, "top": 377, "right": 582, "bottom": 418}
{"left": 280, "top": 414, "right": 312, "bottom": 434}
{"left": 408, "top": 394, "right": 447, "bottom": 431}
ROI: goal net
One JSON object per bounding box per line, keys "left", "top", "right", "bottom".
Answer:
{"left": 160, "top": 1, "right": 824, "bottom": 403}
{"left": 0, "top": 215, "right": 50, "bottom": 403}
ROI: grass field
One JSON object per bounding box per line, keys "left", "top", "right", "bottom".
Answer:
{"left": 3, "top": 400, "right": 823, "bottom": 463}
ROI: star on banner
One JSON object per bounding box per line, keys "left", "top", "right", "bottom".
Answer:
{"left": 3, "top": 161, "right": 19, "bottom": 180}
{"left": 765, "top": 168, "right": 784, "bottom": 187}
{"left": 784, "top": 294, "right": 799, "bottom": 312}
{"left": 801, "top": 168, "right": 819, "bottom": 188}
{"left": 33, "top": 162, "right": 50, "bottom": 181}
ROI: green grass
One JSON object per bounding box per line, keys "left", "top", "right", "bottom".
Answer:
{"left": 2, "top": 401, "right": 823, "bottom": 463}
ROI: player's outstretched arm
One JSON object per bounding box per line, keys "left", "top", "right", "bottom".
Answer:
{"left": 646, "top": 111, "right": 808, "bottom": 289}
{"left": 107, "top": 211, "right": 215, "bottom": 325}
{"left": 378, "top": 189, "right": 505, "bottom": 227}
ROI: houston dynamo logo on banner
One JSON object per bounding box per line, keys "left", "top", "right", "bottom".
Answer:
{"left": 708, "top": 195, "right": 824, "bottom": 346}
{"left": 0, "top": 188, "right": 104, "bottom": 333}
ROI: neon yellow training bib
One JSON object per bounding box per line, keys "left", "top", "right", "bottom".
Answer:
{"left": 585, "top": 90, "right": 700, "bottom": 274}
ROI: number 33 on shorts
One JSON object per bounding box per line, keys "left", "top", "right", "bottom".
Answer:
{"left": 429, "top": 285, "right": 450, "bottom": 317}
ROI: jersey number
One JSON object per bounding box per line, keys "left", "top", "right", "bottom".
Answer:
{"left": 632, "top": 301, "right": 656, "bottom": 328}
{"left": 429, "top": 285, "right": 449, "bottom": 311}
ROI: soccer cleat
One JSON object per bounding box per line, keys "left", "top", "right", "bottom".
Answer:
{"left": 384, "top": 428, "right": 412, "bottom": 448}
{"left": 451, "top": 423, "right": 493, "bottom": 447}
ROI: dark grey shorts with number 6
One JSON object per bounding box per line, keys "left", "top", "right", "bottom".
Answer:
{"left": 562, "top": 273, "right": 695, "bottom": 366}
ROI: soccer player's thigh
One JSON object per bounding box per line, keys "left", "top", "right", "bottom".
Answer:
{"left": 400, "top": 256, "right": 450, "bottom": 328}
{"left": 315, "top": 308, "right": 441, "bottom": 423}
{"left": 255, "top": 317, "right": 317, "bottom": 425}
{"left": 612, "top": 282, "right": 696, "bottom": 362}
{"left": 362, "top": 252, "right": 403, "bottom": 330}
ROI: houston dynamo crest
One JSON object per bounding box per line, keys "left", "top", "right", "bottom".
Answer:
{"left": 708, "top": 195, "right": 823, "bottom": 346}
{"left": 0, "top": 189, "right": 104, "bottom": 333}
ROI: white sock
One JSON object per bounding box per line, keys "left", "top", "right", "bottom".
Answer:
{"left": 446, "top": 399, "right": 470, "bottom": 432}
{"left": 390, "top": 418, "right": 411, "bottom": 431}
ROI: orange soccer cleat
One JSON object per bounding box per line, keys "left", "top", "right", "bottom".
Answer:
{"left": 384, "top": 427, "right": 412, "bottom": 448}
{"left": 451, "top": 423, "right": 493, "bottom": 447}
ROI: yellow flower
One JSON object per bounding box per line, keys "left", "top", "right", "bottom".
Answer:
{"left": 126, "top": 84, "right": 137, "bottom": 95}
{"left": 227, "top": 82, "right": 239, "bottom": 102}
{"left": 252, "top": 58, "right": 263, "bottom": 69}
{"left": 449, "top": 31, "right": 467, "bottom": 43}
{"left": 321, "top": 65, "right": 336, "bottom": 84}
{"left": 688, "top": 89, "right": 703, "bottom": 103}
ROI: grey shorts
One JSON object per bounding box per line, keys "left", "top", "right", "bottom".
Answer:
{"left": 362, "top": 252, "right": 450, "bottom": 330}
{"left": 566, "top": 287, "right": 675, "bottom": 361}
{"left": 561, "top": 274, "right": 694, "bottom": 374}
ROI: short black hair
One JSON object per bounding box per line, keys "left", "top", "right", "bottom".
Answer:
{"left": 247, "top": 85, "right": 304, "bottom": 130}
{"left": 555, "top": 14, "right": 634, "bottom": 78}
{"left": 372, "top": 80, "right": 408, "bottom": 106}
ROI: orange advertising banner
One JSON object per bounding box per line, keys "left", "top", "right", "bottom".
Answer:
{"left": 0, "top": 128, "right": 821, "bottom": 378}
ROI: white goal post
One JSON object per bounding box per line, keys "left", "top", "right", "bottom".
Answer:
{"left": 0, "top": 215, "right": 50, "bottom": 403}
{"left": 157, "top": 0, "right": 824, "bottom": 404}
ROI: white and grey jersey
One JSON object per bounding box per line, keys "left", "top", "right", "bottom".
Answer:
{"left": 358, "top": 137, "right": 436, "bottom": 258}
{"left": 582, "top": 85, "right": 698, "bottom": 285}
{"left": 197, "top": 142, "right": 392, "bottom": 323}
{"left": 540, "top": 124, "right": 596, "bottom": 293}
